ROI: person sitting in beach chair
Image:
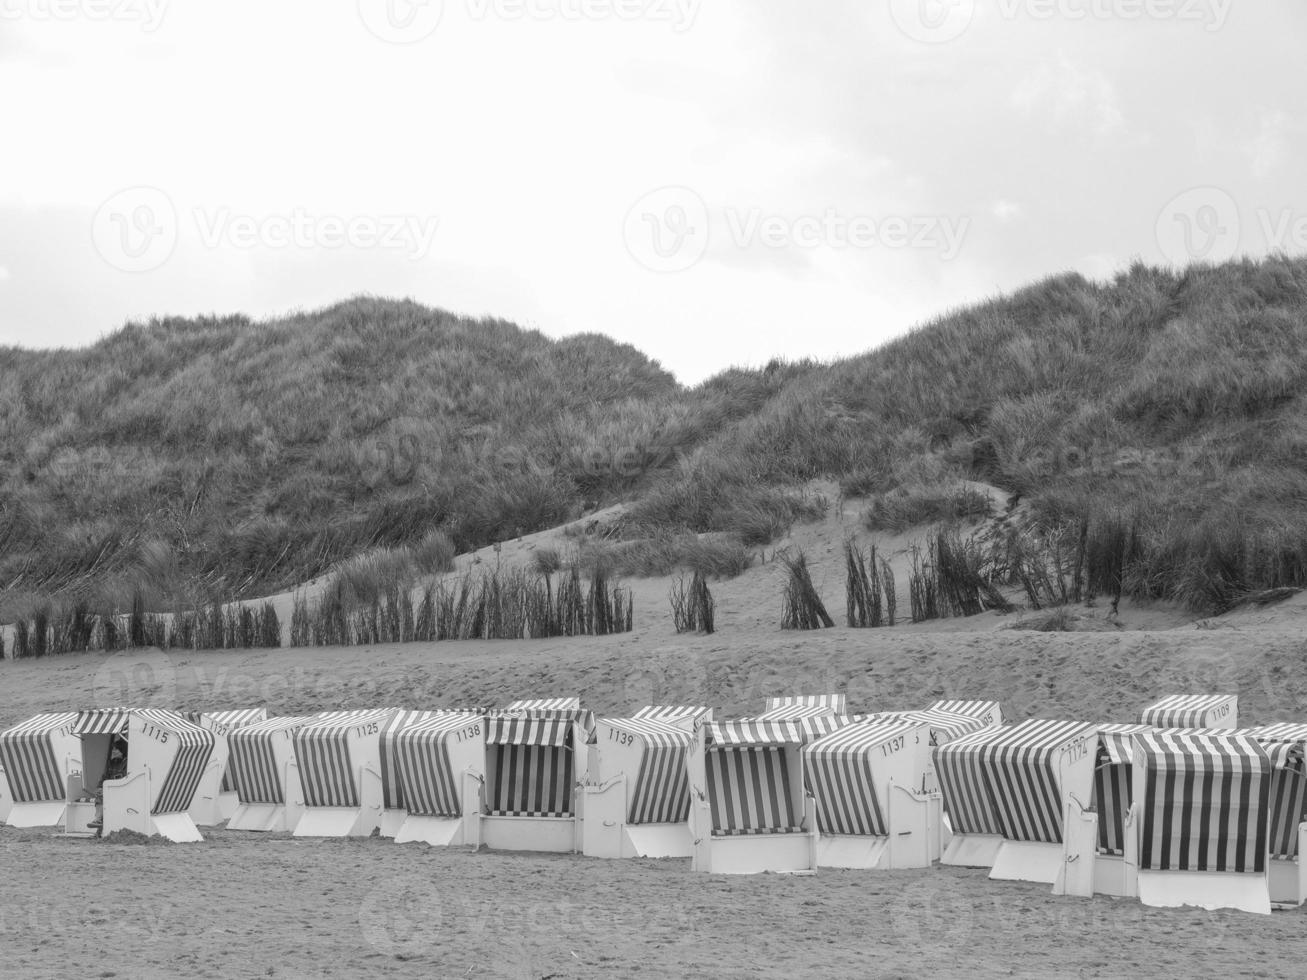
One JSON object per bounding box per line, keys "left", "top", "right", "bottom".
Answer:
{"left": 88, "top": 735, "right": 129, "bottom": 833}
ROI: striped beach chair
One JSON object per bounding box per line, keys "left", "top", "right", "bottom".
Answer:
{"left": 1139, "top": 694, "right": 1237, "bottom": 730}
{"left": 292, "top": 709, "right": 398, "bottom": 838}
{"left": 633, "top": 705, "right": 714, "bottom": 732}
{"left": 226, "top": 715, "right": 315, "bottom": 832}
{"left": 584, "top": 716, "right": 695, "bottom": 859}
{"left": 804, "top": 717, "right": 935, "bottom": 869}
{"left": 65, "top": 708, "right": 215, "bottom": 842}
{"left": 688, "top": 719, "right": 818, "bottom": 874}
{"left": 936, "top": 718, "right": 1097, "bottom": 883}
{"left": 0, "top": 712, "right": 81, "bottom": 827}
{"left": 481, "top": 706, "right": 592, "bottom": 853}
{"left": 1131, "top": 729, "right": 1273, "bottom": 913}
{"left": 390, "top": 711, "right": 487, "bottom": 847}
{"left": 186, "top": 708, "right": 269, "bottom": 826}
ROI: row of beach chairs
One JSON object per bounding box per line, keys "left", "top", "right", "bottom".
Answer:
{"left": 1, "top": 692, "right": 1301, "bottom": 914}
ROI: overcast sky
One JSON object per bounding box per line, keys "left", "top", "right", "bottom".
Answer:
{"left": 1, "top": 1, "right": 1304, "bottom": 383}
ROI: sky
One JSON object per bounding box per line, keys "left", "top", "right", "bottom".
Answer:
{"left": 0, "top": 0, "right": 1304, "bottom": 384}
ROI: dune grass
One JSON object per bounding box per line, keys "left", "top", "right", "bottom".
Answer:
{"left": 4, "top": 256, "right": 1307, "bottom": 626}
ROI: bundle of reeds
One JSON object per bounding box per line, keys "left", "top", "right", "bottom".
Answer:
{"left": 781, "top": 551, "right": 833, "bottom": 630}
{"left": 844, "top": 540, "right": 886, "bottom": 628}
{"left": 670, "top": 570, "right": 715, "bottom": 634}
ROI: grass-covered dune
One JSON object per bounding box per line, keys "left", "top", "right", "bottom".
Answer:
{"left": 3, "top": 255, "right": 1305, "bottom": 627}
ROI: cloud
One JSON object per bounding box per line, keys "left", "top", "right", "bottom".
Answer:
{"left": 992, "top": 199, "right": 1023, "bottom": 223}
{"left": 0, "top": 266, "right": 9, "bottom": 282}
{"left": 1010, "top": 53, "right": 1124, "bottom": 139}
{"left": 1245, "top": 108, "right": 1291, "bottom": 180}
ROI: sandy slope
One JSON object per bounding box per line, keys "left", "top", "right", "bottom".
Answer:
{"left": 1, "top": 481, "right": 1301, "bottom": 729}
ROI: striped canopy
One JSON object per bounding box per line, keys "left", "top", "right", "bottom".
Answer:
{"left": 804, "top": 720, "right": 923, "bottom": 837}
{"left": 935, "top": 720, "right": 1094, "bottom": 843}
{"left": 186, "top": 708, "right": 268, "bottom": 732}
{"left": 1139, "top": 695, "right": 1235, "bottom": 729}
{"left": 930, "top": 700, "right": 1003, "bottom": 725}
{"left": 0, "top": 712, "right": 79, "bottom": 804}
{"left": 293, "top": 709, "right": 395, "bottom": 809}
{"left": 705, "top": 720, "right": 806, "bottom": 747}
{"left": 602, "top": 718, "right": 692, "bottom": 825}
{"left": 1092, "top": 724, "right": 1154, "bottom": 855}
{"left": 1246, "top": 729, "right": 1307, "bottom": 859}
{"left": 634, "top": 705, "right": 712, "bottom": 725}
{"left": 1255, "top": 723, "right": 1307, "bottom": 741}
{"left": 227, "top": 716, "right": 312, "bottom": 805}
{"left": 391, "top": 713, "right": 483, "bottom": 818}
{"left": 705, "top": 736, "right": 803, "bottom": 836}
{"left": 71, "top": 708, "right": 133, "bottom": 736}
{"left": 1134, "top": 730, "right": 1270, "bottom": 873}
{"left": 1264, "top": 741, "right": 1307, "bottom": 860}
{"left": 502, "top": 700, "right": 594, "bottom": 738}
{"left": 507, "top": 698, "right": 579, "bottom": 711}
{"left": 867, "top": 709, "right": 988, "bottom": 745}
{"left": 131, "top": 709, "right": 216, "bottom": 815}
{"left": 981, "top": 720, "right": 1095, "bottom": 844}
{"left": 753, "top": 706, "right": 854, "bottom": 741}
{"left": 379, "top": 710, "right": 438, "bottom": 810}
{"left": 765, "top": 694, "right": 847, "bottom": 714}
{"left": 757, "top": 704, "right": 834, "bottom": 720}
{"left": 933, "top": 725, "right": 1009, "bottom": 836}
{"left": 486, "top": 712, "right": 579, "bottom": 748}
{"left": 187, "top": 709, "right": 270, "bottom": 792}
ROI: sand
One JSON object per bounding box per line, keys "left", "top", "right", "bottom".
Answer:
{"left": 4, "top": 486, "right": 1307, "bottom": 977}
{"left": 3, "top": 825, "right": 1305, "bottom": 980}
